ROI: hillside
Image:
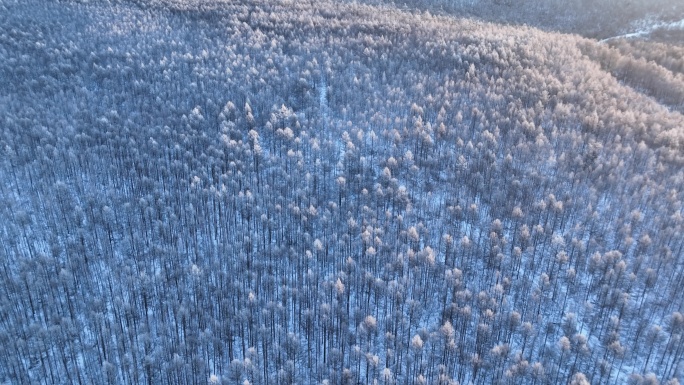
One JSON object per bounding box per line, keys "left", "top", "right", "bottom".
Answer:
{"left": 1, "top": 0, "right": 683, "bottom": 384}
{"left": 366, "top": 0, "right": 684, "bottom": 41}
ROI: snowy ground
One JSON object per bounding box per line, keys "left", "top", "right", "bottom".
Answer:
{"left": 599, "top": 17, "right": 684, "bottom": 42}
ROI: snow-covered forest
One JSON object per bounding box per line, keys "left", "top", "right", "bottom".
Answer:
{"left": 1, "top": 0, "right": 683, "bottom": 384}
{"left": 363, "top": 0, "right": 683, "bottom": 40}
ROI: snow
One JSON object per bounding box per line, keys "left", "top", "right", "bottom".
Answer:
{"left": 319, "top": 73, "right": 330, "bottom": 131}
{"left": 599, "top": 17, "right": 684, "bottom": 42}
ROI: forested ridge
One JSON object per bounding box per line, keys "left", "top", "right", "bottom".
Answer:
{"left": 354, "top": 0, "right": 684, "bottom": 41}
{"left": 1, "top": 0, "right": 684, "bottom": 384}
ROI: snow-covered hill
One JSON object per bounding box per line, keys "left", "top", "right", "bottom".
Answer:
{"left": 1, "top": 0, "right": 683, "bottom": 384}
{"left": 601, "top": 17, "right": 684, "bottom": 42}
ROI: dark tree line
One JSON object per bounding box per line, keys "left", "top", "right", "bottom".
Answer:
{"left": 1, "top": 0, "right": 683, "bottom": 384}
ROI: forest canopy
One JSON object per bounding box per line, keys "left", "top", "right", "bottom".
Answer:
{"left": 1, "top": 0, "right": 683, "bottom": 384}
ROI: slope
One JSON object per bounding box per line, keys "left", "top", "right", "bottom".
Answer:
{"left": 0, "top": 0, "right": 683, "bottom": 384}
